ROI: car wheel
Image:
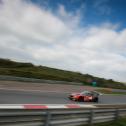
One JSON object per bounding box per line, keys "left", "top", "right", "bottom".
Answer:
{"left": 94, "top": 98, "right": 98, "bottom": 102}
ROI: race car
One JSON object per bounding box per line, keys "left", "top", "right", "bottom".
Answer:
{"left": 69, "top": 91, "right": 99, "bottom": 102}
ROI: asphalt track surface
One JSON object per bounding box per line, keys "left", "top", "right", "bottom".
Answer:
{"left": 0, "top": 89, "right": 126, "bottom": 104}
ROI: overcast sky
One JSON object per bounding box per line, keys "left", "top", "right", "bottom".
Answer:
{"left": 0, "top": 0, "right": 126, "bottom": 82}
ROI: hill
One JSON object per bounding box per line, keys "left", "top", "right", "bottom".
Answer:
{"left": 0, "top": 58, "right": 125, "bottom": 89}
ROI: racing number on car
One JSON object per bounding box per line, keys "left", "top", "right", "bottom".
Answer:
{"left": 84, "top": 96, "right": 92, "bottom": 101}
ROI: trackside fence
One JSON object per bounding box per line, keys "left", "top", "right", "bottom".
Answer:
{"left": 0, "top": 105, "right": 126, "bottom": 126}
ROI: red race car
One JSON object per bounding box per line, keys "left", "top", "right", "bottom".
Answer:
{"left": 69, "top": 91, "right": 99, "bottom": 102}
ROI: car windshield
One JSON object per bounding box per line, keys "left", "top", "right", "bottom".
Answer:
{"left": 80, "top": 91, "right": 90, "bottom": 95}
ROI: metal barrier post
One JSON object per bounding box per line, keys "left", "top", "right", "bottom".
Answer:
{"left": 45, "top": 110, "right": 51, "bottom": 126}
{"left": 115, "top": 108, "right": 119, "bottom": 120}
{"left": 89, "top": 109, "right": 94, "bottom": 126}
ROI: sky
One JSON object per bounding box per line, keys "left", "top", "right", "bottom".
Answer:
{"left": 0, "top": 0, "right": 126, "bottom": 82}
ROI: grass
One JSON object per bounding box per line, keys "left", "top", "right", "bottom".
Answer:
{"left": 84, "top": 117, "right": 126, "bottom": 126}
{"left": 0, "top": 58, "right": 126, "bottom": 90}
{"left": 96, "top": 88, "right": 126, "bottom": 95}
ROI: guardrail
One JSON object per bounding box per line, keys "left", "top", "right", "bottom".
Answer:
{"left": 0, "top": 75, "right": 82, "bottom": 85}
{"left": 0, "top": 104, "right": 126, "bottom": 126}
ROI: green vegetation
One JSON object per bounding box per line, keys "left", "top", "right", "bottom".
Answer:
{"left": 0, "top": 58, "right": 126, "bottom": 89}
{"left": 85, "top": 117, "right": 126, "bottom": 126}
{"left": 96, "top": 88, "right": 126, "bottom": 95}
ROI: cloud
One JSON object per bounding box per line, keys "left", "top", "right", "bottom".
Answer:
{"left": 57, "top": 4, "right": 81, "bottom": 28}
{"left": 0, "top": 0, "right": 71, "bottom": 43}
{"left": 0, "top": 0, "right": 126, "bottom": 82}
{"left": 93, "top": 0, "right": 111, "bottom": 15}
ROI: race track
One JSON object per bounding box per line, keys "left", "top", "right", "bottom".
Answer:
{"left": 0, "top": 89, "right": 126, "bottom": 104}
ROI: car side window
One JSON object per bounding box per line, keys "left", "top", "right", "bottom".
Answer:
{"left": 86, "top": 93, "right": 92, "bottom": 96}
